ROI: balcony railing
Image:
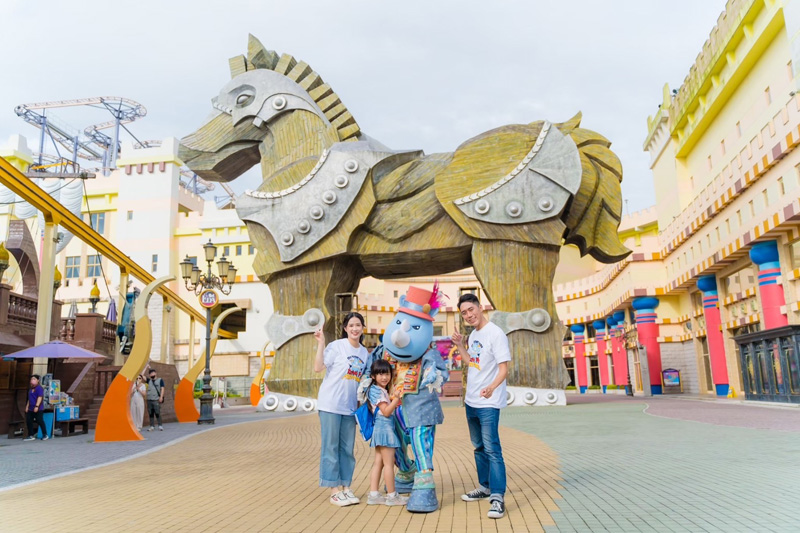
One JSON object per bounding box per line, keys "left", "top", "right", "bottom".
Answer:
{"left": 7, "top": 293, "right": 38, "bottom": 327}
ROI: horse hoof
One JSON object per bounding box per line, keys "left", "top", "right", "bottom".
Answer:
{"left": 406, "top": 488, "right": 438, "bottom": 513}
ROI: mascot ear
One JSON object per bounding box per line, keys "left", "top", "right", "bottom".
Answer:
{"left": 429, "top": 307, "right": 439, "bottom": 319}
{"left": 399, "top": 295, "right": 408, "bottom": 308}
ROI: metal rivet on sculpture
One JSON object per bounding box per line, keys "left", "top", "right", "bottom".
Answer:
{"left": 179, "top": 35, "right": 631, "bottom": 400}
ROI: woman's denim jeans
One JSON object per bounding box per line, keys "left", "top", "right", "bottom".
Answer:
{"left": 319, "top": 410, "right": 357, "bottom": 487}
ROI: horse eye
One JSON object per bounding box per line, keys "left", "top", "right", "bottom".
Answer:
{"left": 236, "top": 93, "right": 253, "bottom": 105}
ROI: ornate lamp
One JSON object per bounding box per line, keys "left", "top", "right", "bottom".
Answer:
{"left": 179, "top": 255, "right": 194, "bottom": 281}
{"left": 0, "top": 242, "right": 9, "bottom": 283}
{"left": 89, "top": 281, "right": 100, "bottom": 313}
{"left": 179, "top": 240, "right": 236, "bottom": 425}
{"left": 203, "top": 239, "right": 217, "bottom": 263}
{"left": 53, "top": 266, "right": 62, "bottom": 290}
{"left": 217, "top": 256, "right": 230, "bottom": 281}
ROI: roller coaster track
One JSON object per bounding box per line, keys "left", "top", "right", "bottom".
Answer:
{"left": 14, "top": 96, "right": 147, "bottom": 171}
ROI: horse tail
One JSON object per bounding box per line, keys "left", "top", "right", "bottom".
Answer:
{"left": 556, "top": 113, "right": 631, "bottom": 263}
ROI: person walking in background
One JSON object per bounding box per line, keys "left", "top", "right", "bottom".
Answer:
{"left": 24, "top": 374, "right": 47, "bottom": 441}
{"left": 130, "top": 375, "right": 147, "bottom": 431}
{"left": 145, "top": 368, "right": 165, "bottom": 431}
{"left": 452, "top": 293, "right": 511, "bottom": 519}
{"left": 313, "top": 312, "right": 369, "bottom": 507}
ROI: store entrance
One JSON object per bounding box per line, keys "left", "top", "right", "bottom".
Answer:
{"left": 735, "top": 326, "right": 800, "bottom": 404}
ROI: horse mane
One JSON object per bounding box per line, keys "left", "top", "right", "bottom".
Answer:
{"left": 229, "top": 35, "right": 361, "bottom": 142}
{"left": 555, "top": 113, "right": 631, "bottom": 263}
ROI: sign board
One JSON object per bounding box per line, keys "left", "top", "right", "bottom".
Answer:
{"left": 662, "top": 368, "right": 681, "bottom": 386}
{"left": 662, "top": 368, "right": 682, "bottom": 393}
{"left": 199, "top": 289, "right": 219, "bottom": 309}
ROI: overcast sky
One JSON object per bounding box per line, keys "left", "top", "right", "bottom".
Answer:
{"left": 1, "top": 0, "right": 725, "bottom": 212}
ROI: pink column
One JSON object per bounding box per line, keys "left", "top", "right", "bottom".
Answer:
{"left": 749, "top": 241, "right": 789, "bottom": 330}
{"left": 697, "top": 275, "right": 729, "bottom": 396}
{"left": 633, "top": 297, "right": 663, "bottom": 394}
{"left": 571, "top": 324, "right": 587, "bottom": 394}
{"left": 593, "top": 320, "right": 609, "bottom": 392}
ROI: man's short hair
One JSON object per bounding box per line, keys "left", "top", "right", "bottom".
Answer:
{"left": 458, "top": 293, "right": 481, "bottom": 309}
{"left": 149, "top": 369, "right": 156, "bottom": 374}
{"left": 31, "top": 374, "right": 40, "bottom": 381}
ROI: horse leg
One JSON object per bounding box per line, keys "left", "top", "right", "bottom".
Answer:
{"left": 265, "top": 258, "right": 364, "bottom": 397}
{"left": 471, "top": 240, "right": 569, "bottom": 392}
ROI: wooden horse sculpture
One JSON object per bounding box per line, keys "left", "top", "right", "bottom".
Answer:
{"left": 179, "top": 35, "right": 631, "bottom": 399}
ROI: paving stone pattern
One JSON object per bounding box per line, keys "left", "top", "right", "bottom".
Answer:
{"left": 502, "top": 400, "right": 800, "bottom": 532}
{"left": 0, "top": 407, "right": 296, "bottom": 489}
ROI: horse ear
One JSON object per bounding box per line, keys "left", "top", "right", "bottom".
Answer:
{"left": 247, "top": 34, "right": 279, "bottom": 70}
{"left": 229, "top": 55, "right": 248, "bottom": 78}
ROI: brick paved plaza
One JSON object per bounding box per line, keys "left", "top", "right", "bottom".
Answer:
{"left": 1, "top": 398, "right": 798, "bottom": 532}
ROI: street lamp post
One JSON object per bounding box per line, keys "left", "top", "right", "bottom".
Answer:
{"left": 622, "top": 324, "right": 636, "bottom": 397}
{"left": 179, "top": 240, "right": 237, "bottom": 425}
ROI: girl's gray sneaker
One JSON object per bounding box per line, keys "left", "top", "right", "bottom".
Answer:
{"left": 385, "top": 493, "right": 408, "bottom": 506}
{"left": 367, "top": 492, "right": 385, "bottom": 505}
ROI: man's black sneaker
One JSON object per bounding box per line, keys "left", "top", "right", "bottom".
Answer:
{"left": 488, "top": 499, "right": 505, "bottom": 519}
{"left": 461, "top": 488, "right": 491, "bottom": 502}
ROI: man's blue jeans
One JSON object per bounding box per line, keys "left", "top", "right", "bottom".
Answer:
{"left": 465, "top": 404, "right": 506, "bottom": 499}
{"left": 319, "top": 411, "right": 356, "bottom": 487}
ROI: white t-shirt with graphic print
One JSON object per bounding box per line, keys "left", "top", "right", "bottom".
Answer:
{"left": 317, "top": 338, "right": 369, "bottom": 416}
{"left": 465, "top": 321, "right": 512, "bottom": 410}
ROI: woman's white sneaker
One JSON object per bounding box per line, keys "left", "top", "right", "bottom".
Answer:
{"left": 342, "top": 489, "right": 360, "bottom": 504}
{"left": 330, "top": 491, "right": 352, "bottom": 507}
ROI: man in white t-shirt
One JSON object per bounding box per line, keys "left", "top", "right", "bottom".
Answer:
{"left": 451, "top": 293, "right": 510, "bottom": 520}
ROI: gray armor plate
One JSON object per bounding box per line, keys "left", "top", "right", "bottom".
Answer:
{"left": 237, "top": 139, "right": 419, "bottom": 262}
{"left": 212, "top": 69, "right": 328, "bottom": 129}
{"left": 491, "top": 309, "right": 552, "bottom": 334}
{"left": 454, "top": 122, "right": 582, "bottom": 224}
{"left": 266, "top": 309, "right": 325, "bottom": 349}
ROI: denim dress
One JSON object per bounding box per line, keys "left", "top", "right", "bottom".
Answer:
{"left": 368, "top": 386, "right": 401, "bottom": 448}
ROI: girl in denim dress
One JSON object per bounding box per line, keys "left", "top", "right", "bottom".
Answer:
{"left": 366, "top": 359, "right": 408, "bottom": 506}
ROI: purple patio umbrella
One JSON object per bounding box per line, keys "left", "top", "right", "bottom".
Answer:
{"left": 2, "top": 340, "right": 107, "bottom": 360}
{"left": 106, "top": 299, "right": 117, "bottom": 322}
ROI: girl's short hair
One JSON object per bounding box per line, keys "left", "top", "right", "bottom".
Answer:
{"left": 370, "top": 358, "right": 393, "bottom": 378}
{"left": 340, "top": 311, "right": 366, "bottom": 339}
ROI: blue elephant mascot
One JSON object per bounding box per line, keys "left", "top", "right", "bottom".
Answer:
{"left": 365, "top": 285, "right": 449, "bottom": 512}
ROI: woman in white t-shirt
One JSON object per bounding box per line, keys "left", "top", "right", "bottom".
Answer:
{"left": 313, "top": 311, "right": 369, "bottom": 507}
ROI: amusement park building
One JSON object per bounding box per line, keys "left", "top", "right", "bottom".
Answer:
{"left": 0, "top": 137, "right": 273, "bottom": 396}
{"left": 554, "top": 0, "right": 800, "bottom": 401}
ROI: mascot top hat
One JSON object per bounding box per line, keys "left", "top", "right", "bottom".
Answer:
{"left": 399, "top": 286, "right": 439, "bottom": 322}
{"left": 384, "top": 284, "right": 445, "bottom": 363}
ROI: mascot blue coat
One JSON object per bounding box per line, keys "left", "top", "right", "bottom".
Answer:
{"left": 364, "top": 285, "right": 449, "bottom": 512}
